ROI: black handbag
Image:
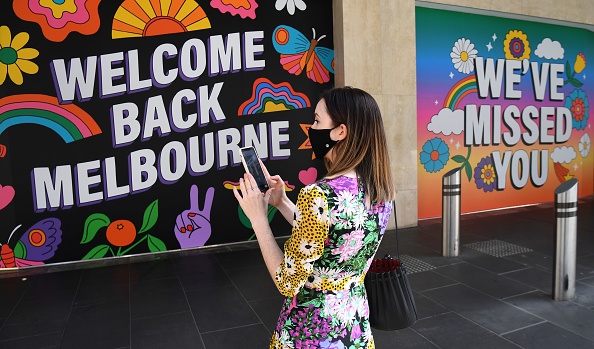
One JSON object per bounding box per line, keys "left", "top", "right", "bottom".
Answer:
{"left": 364, "top": 208, "right": 418, "bottom": 330}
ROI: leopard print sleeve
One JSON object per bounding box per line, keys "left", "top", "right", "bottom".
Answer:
{"left": 274, "top": 184, "right": 329, "bottom": 297}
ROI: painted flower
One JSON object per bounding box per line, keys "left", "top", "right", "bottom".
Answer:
{"left": 564, "top": 89, "right": 589, "bottom": 130}
{"left": 420, "top": 137, "right": 450, "bottom": 173}
{"left": 579, "top": 133, "right": 591, "bottom": 158}
{"left": 574, "top": 53, "right": 586, "bottom": 74}
{"left": 13, "top": 0, "right": 101, "bottom": 42}
{"left": 275, "top": 0, "right": 306, "bottom": 15}
{"left": 450, "top": 38, "right": 478, "bottom": 74}
{"left": 210, "top": 0, "right": 258, "bottom": 19}
{"left": 474, "top": 156, "right": 497, "bottom": 192}
{"left": 0, "top": 26, "right": 39, "bottom": 85}
{"left": 299, "top": 238, "right": 318, "bottom": 255}
{"left": 504, "top": 30, "right": 531, "bottom": 60}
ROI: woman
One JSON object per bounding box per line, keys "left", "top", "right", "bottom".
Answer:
{"left": 233, "top": 87, "right": 395, "bottom": 349}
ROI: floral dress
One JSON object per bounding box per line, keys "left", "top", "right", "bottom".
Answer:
{"left": 271, "top": 176, "right": 393, "bottom": 349}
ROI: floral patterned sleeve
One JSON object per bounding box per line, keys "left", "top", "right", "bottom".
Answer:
{"left": 274, "top": 184, "right": 329, "bottom": 297}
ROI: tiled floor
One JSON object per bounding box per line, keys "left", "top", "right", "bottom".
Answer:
{"left": 0, "top": 197, "right": 592, "bottom": 349}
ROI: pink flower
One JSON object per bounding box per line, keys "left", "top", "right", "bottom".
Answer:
{"left": 331, "top": 230, "right": 364, "bottom": 262}
{"left": 13, "top": 0, "right": 101, "bottom": 42}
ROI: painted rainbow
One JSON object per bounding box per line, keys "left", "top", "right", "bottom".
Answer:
{"left": 0, "top": 94, "right": 102, "bottom": 143}
{"left": 443, "top": 75, "right": 477, "bottom": 110}
{"left": 238, "top": 78, "right": 310, "bottom": 115}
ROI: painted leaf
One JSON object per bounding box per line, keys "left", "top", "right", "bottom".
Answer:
{"left": 13, "top": 240, "right": 26, "bottom": 259}
{"left": 565, "top": 61, "right": 571, "bottom": 77}
{"left": 139, "top": 200, "right": 158, "bottom": 234}
{"left": 81, "top": 213, "right": 110, "bottom": 244}
{"left": 570, "top": 79, "right": 583, "bottom": 87}
{"left": 464, "top": 162, "right": 472, "bottom": 181}
{"left": 82, "top": 244, "right": 110, "bottom": 260}
{"left": 147, "top": 234, "right": 167, "bottom": 252}
{"left": 452, "top": 155, "right": 466, "bottom": 163}
{"left": 267, "top": 205, "right": 278, "bottom": 222}
{"left": 238, "top": 205, "right": 252, "bottom": 229}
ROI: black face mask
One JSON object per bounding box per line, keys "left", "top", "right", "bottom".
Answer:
{"left": 308, "top": 127, "right": 338, "bottom": 159}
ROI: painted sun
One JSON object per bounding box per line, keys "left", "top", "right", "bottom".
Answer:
{"left": 112, "top": 0, "right": 211, "bottom": 39}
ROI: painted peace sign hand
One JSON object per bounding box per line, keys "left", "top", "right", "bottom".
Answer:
{"left": 174, "top": 185, "right": 215, "bottom": 248}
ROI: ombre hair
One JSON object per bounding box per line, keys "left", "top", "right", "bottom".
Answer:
{"left": 321, "top": 87, "right": 396, "bottom": 204}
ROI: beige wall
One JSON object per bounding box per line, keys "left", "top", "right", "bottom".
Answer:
{"left": 333, "top": 0, "right": 594, "bottom": 229}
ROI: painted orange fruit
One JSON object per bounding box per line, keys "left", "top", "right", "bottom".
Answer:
{"left": 106, "top": 219, "right": 137, "bottom": 247}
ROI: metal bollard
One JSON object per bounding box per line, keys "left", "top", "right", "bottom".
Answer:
{"left": 553, "top": 178, "right": 578, "bottom": 301}
{"left": 442, "top": 167, "right": 461, "bottom": 257}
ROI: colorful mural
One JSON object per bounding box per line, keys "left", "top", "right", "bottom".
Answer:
{"left": 0, "top": 0, "right": 332, "bottom": 268}
{"left": 416, "top": 7, "right": 593, "bottom": 219}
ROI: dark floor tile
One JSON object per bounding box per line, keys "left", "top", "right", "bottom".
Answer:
{"left": 227, "top": 266, "right": 282, "bottom": 301}
{"left": 572, "top": 282, "right": 594, "bottom": 308}
{"left": 0, "top": 331, "right": 61, "bottom": 349}
{"left": 408, "top": 270, "right": 458, "bottom": 292}
{"left": 412, "top": 312, "right": 521, "bottom": 349}
{"left": 397, "top": 240, "right": 464, "bottom": 268}
{"left": 505, "top": 251, "right": 554, "bottom": 271}
{"left": 215, "top": 249, "right": 265, "bottom": 271}
{"left": 4, "top": 294, "right": 73, "bottom": 325}
{"left": 0, "top": 321, "right": 66, "bottom": 341}
{"left": 413, "top": 292, "right": 450, "bottom": 320}
{"left": 422, "top": 284, "right": 541, "bottom": 334}
{"left": 580, "top": 276, "right": 594, "bottom": 286}
{"left": 131, "top": 311, "right": 204, "bottom": 349}
{"left": 60, "top": 301, "right": 129, "bottom": 349}
{"left": 78, "top": 264, "right": 129, "bottom": 290}
{"left": 174, "top": 254, "right": 232, "bottom": 291}
{"left": 505, "top": 291, "right": 594, "bottom": 341}
{"left": 504, "top": 321, "right": 594, "bottom": 349}
{"left": 457, "top": 246, "right": 530, "bottom": 274}
{"left": 503, "top": 267, "right": 551, "bottom": 292}
{"left": 372, "top": 327, "right": 439, "bottom": 349}
{"left": 73, "top": 281, "right": 129, "bottom": 308}
{"left": 249, "top": 297, "right": 284, "bottom": 334}
{"left": 201, "top": 324, "right": 270, "bottom": 349}
{"left": 21, "top": 270, "right": 81, "bottom": 300}
{"left": 129, "top": 258, "right": 177, "bottom": 284}
{"left": 0, "top": 277, "right": 30, "bottom": 318}
{"left": 434, "top": 262, "right": 535, "bottom": 299}
{"left": 186, "top": 285, "right": 260, "bottom": 333}
{"left": 130, "top": 277, "right": 190, "bottom": 319}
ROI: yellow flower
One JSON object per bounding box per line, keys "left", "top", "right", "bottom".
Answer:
{"left": 574, "top": 53, "right": 586, "bottom": 74}
{"left": 503, "top": 30, "right": 531, "bottom": 60}
{"left": 0, "top": 25, "right": 39, "bottom": 85}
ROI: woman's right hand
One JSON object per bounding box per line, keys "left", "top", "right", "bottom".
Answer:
{"left": 260, "top": 159, "right": 286, "bottom": 208}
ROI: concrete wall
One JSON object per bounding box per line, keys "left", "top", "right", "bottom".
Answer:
{"left": 332, "top": 0, "right": 594, "bottom": 228}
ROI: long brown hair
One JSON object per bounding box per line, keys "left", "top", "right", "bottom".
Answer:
{"left": 321, "top": 87, "right": 396, "bottom": 204}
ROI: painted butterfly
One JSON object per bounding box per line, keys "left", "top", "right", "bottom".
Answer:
{"left": 272, "top": 25, "right": 335, "bottom": 84}
{"left": 0, "top": 218, "right": 62, "bottom": 268}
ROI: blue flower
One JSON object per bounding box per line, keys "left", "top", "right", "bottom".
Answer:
{"left": 420, "top": 138, "right": 450, "bottom": 172}
{"left": 564, "top": 89, "right": 589, "bottom": 130}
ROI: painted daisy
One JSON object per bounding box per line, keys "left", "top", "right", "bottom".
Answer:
{"left": 0, "top": 25, "right": 39, "bottom": 85}
{"left": 450, "top": 38, "right": 478, "bottom": 74}
{"left": 579, "top": 133, "right": 591, "bottom": 157}
{"left": 275, "top": 0, "right": 306, "bottom": 15}
{"left": 311, "top": 196, "right": 328, "bottom": 223}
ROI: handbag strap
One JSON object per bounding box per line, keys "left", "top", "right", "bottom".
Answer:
{"left": 393, "top": 200, "right": 401, "bottom": 261}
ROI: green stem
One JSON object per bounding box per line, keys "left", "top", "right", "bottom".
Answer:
{"left": 120, "top": 235, "right": 148, "bottom": 255}
{"left": 109, "top": 247, "right": 116, "bottom": 257}
{"left": 465, "top": 146, "right": 471, "bottom": 160}
{"left": 117, "top": 247, "right": 122, "bottom": 256}
{"left": 248, "top": 233, "right": 256, "bottom": 240}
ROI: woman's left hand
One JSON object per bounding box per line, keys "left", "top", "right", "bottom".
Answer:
{"left": 233, "top": 173, "right": 273, "bottom": 229}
